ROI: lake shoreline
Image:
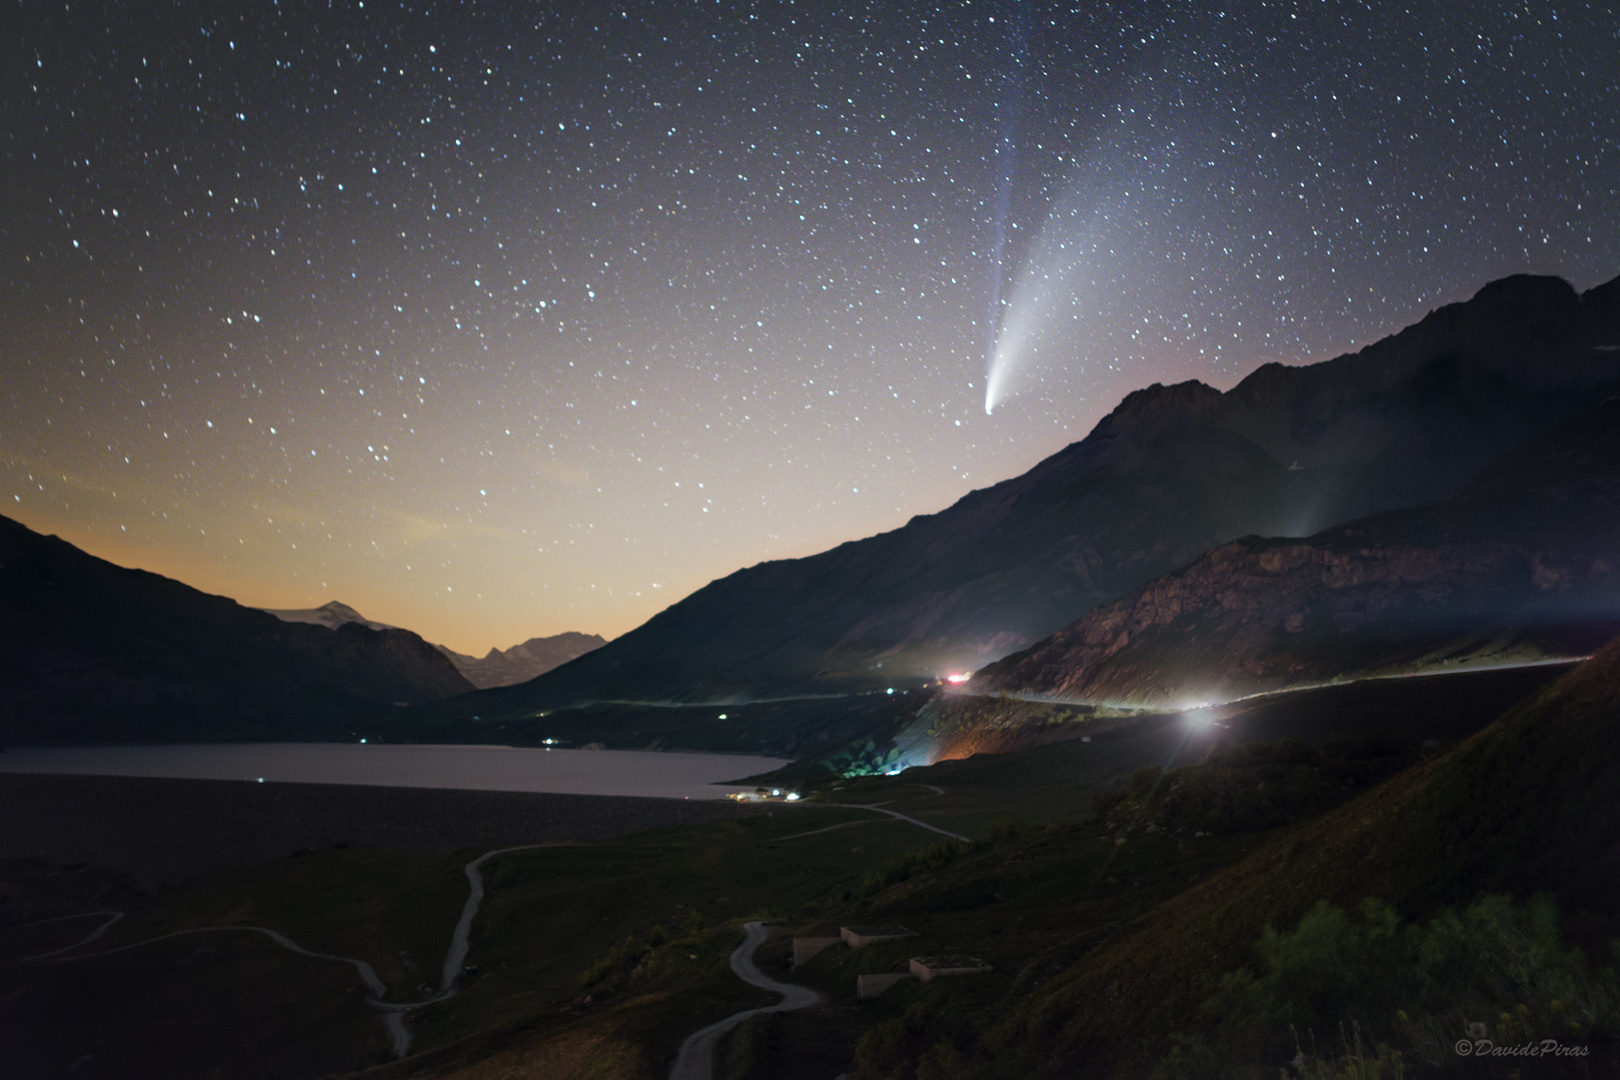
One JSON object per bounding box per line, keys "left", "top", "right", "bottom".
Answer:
{"left": 0, "top": 742, "right": 792, "bottom": 801}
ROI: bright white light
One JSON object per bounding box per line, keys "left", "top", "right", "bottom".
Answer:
{"left": 1187, "top": 709, "right": 1215, "bottom": 729}
{"left": 785, "top": 792, "right": 801, "bottom": 801}
{"left": 886, "top": 687, "right": 895, "bottom": 694}
{"left": 945, "top": 673, "right": 970, "bottom": 685}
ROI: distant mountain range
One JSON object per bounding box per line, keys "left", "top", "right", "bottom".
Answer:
{"left": 434, "top": 633, "right": 607, "bottom": 689}
{"left": 0, "top": 518, "right": 473, "bottom": 744}
{"left": 970, "top": 396, "right": 1620, "bottom": 708}
{"left": 449, "top": 271, "right": 1620, "bottom": 720}
{"left": 260, "top": 601, "right": 604, "bottom": 689}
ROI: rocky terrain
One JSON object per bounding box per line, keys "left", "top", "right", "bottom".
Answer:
{"left": 970, "top": 398, "right": 1620, "bottom": 708}
{"left": 0, "top": 516, "right": 473, "bottom": 744}
{"left": 449, "top": 272, "right": 1620, "bottom": 714}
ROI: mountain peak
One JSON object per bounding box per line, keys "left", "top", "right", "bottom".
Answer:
{"left": 1101, "top": 379, "right": 1224, "bottom": 428}
{"left": 261, "top": 600, "right": 392, "bottom": 632}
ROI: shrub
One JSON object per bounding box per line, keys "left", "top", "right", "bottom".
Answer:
{"left": 1194, "top": 893, "right": 1620, "bottom": 1071}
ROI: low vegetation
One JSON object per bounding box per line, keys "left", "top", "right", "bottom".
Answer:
{"left": 1184, "top": 893, "right": 1620, "bottom": 1077}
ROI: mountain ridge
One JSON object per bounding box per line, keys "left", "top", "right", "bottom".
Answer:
{"left": 446, "top": 270, "right": 1620, "bottom": 718}
{"left": 259, "top": 601, "right": 606, "bottom": 689}
{"left": 0, "top": 516, "right": 473, "bottom": 744}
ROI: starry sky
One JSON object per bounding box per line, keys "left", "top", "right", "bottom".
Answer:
{"left": 5, "top": 0, "right": 1618, "bottom": 654}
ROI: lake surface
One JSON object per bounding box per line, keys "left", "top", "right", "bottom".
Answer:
{"left": 0, "top": 743, "right": 791, "bottom": 801}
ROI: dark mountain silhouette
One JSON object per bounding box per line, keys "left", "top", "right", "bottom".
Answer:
{"left": 0, "top": 516, "right": 473, "bottom": 744}
{"left": 970, "top": 397, "right": 1620, "bottom": 707}
{"left": 457, "top": 271, "right": 1620, "bottom": 713}
{"left": 259, "top": 601, "right": 605, "bottom": 689}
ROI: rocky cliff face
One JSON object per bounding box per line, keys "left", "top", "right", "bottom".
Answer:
{"left": 970, "top": 398, "right": 1620, "bottom": 708}
{"left": 459, "top": 271, "right": 1620, "bottom": 713}
{"left": 0, "top": 517, "right": 474, "bottom": 743}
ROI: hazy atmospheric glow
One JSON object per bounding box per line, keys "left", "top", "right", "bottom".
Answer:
{"left": 5, "top": 1, "right": 1617, "bottom": 653}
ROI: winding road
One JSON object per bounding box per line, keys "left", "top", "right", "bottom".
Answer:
{"left": 15, "top": 843, "right": 559, "bottom": 1058}
{"left": 667, "top": 921, "right": 819, "bottom": 1080}
{"left": 777, "top": 794, "right": 969, "bottom": 844}
{"left": 11, "top": 800, "right": 960, "bottom": 1067}
{"left": 840, "top": 802, "right": 969, "bottom": 842}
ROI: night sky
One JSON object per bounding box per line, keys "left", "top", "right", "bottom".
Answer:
{"left": 5, "top": 1, "right": 1617, "bottom": 653}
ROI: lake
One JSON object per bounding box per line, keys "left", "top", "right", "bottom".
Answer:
{"left": 0, "top": 743, "right": 792, "bottom": 801}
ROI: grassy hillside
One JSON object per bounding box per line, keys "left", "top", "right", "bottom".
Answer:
{"left": 959, "top": 634, "right": 1620, "bottom": 1076}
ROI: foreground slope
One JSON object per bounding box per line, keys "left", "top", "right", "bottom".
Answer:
{"left": 989, "top": 633, "right": 1620, "bottom": 1076}
{"left": 972, "top": 396, "right": 1620, "bottom": 707}
{"left": 0, "top": 516, "right": 473, "bottom": 744}
{"left": 475, "top": 272, "right": 1620, "bottom": 710}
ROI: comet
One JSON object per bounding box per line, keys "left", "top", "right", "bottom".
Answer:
{"left": 982, "top": 1, "right": 1028, "bottom": 415}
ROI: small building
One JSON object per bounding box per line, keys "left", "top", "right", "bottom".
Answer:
{"left": 909, "top": 956, "right": 992, "bottom": 982}
{"left": 791, "top": 936, "right": 842, "bottom": 967}
{"left": 840, "top": 925, "right": 917, "bottom": 948}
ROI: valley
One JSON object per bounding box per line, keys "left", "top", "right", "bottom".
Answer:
{"left": 3, "top": 657, "right": 1603, "bottom": 1078}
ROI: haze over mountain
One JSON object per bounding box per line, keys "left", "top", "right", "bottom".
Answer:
{"left": 970, "top": 396, "right": 1620, "bottom": 709}
{"left": 453, "top": 272, "right": 1620, "bottom": 717}
{"left": 261, "top": 602, "right": 605, "bottom": 689}
{"left": 0, "top": 516, "right": 472, "bottom": 745}
{"left": 435, "top": 633, "right": 607, "bottom": 690}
